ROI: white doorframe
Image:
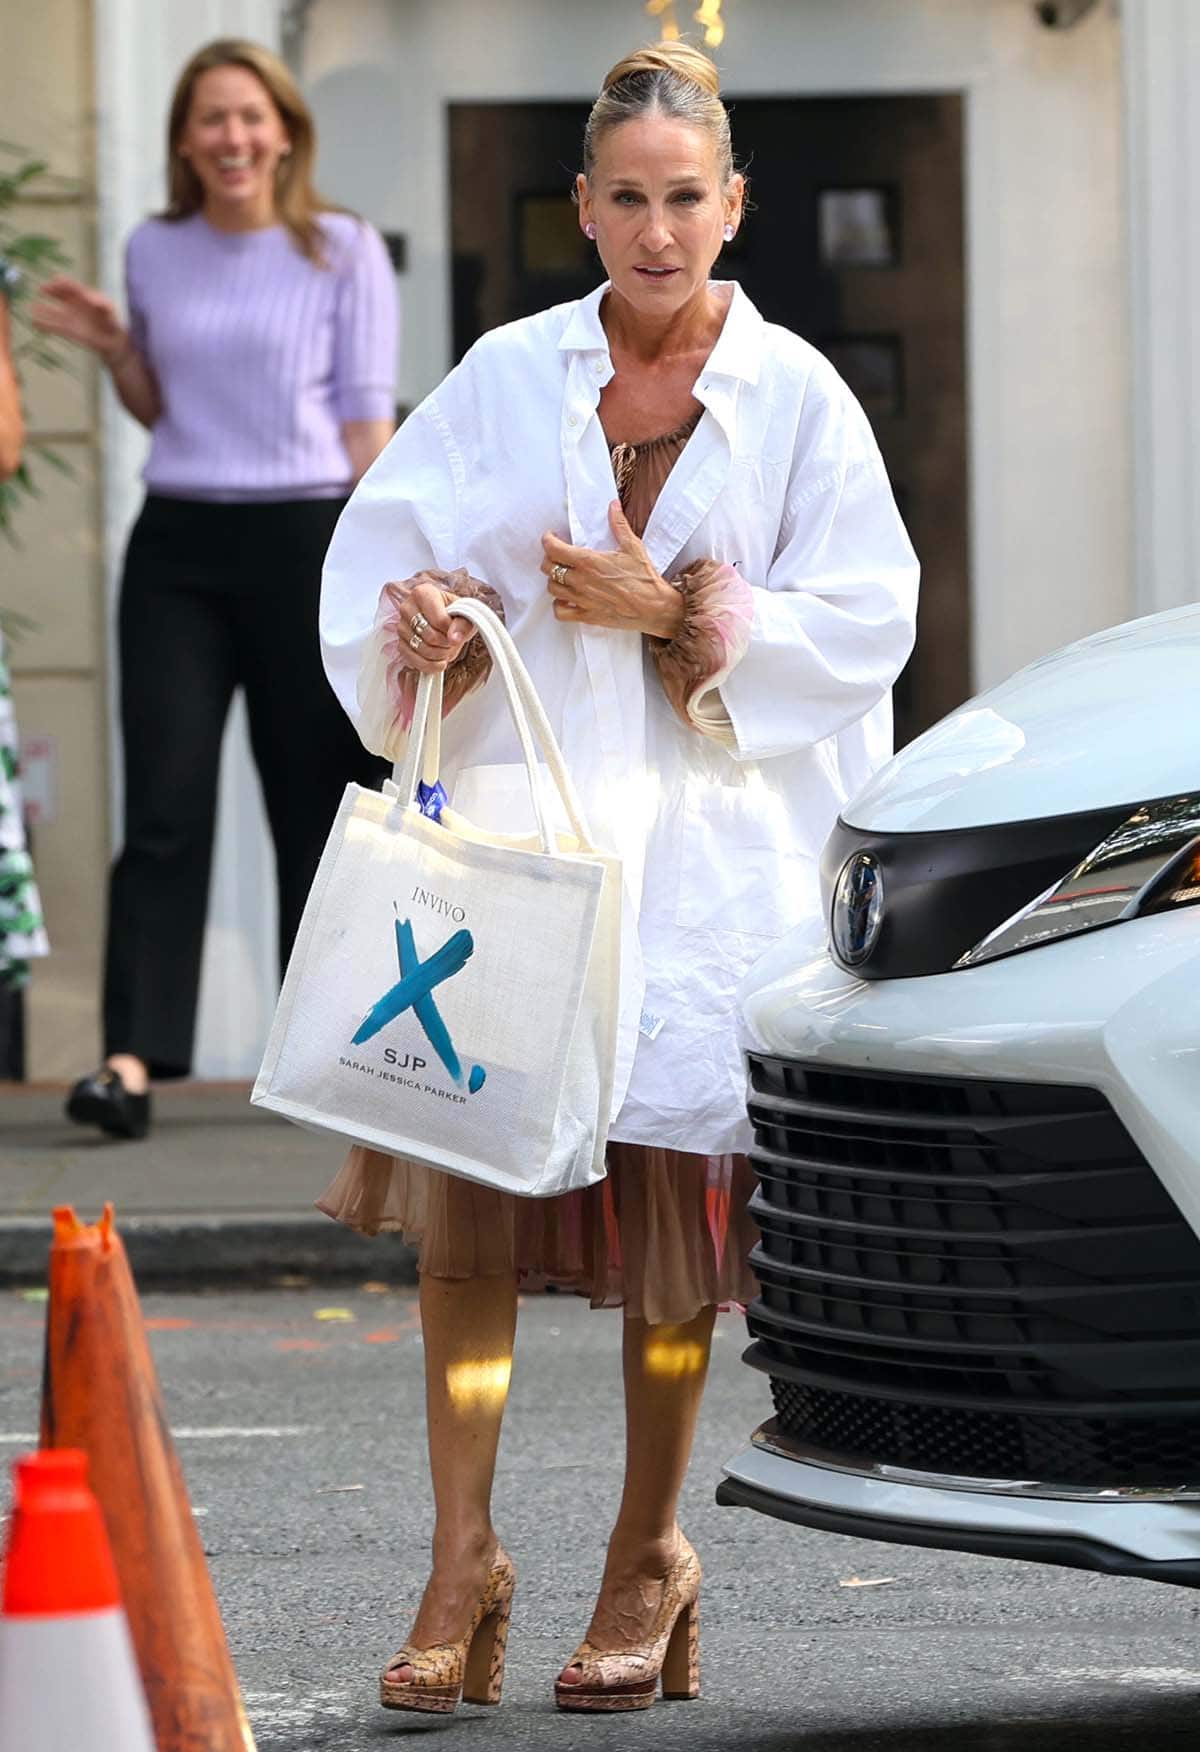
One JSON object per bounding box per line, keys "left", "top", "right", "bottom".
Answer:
{"left": 1122, "top": 0, "right": 1200, "bottom": 616}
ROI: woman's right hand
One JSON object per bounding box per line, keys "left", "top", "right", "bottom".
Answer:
{"left": 30, "top": 276, "right": 130, "bottom": 366}
{"left": 392, "top": 579, "right": 478, "bottom": 675}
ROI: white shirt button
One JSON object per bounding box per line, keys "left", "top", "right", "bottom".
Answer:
{"left": 568, "top": 415, "right": 579, "bottom": 428}
{"left": 594, "top": 361, "right": 604, "bottom": 375}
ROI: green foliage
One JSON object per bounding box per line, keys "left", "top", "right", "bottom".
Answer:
{"left": 0, "top": 143, "right": 75, "bottom": 577}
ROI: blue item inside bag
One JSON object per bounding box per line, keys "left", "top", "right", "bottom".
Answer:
{"left": 416, "top": 779, "right": 448, "bottom": 822}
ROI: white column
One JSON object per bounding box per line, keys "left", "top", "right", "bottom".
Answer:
{"left": 94, "top": 0, "right": 284, "bottom": 1077}
{"left": 1123, "top": 0, "right": 1200, "bottom": 614}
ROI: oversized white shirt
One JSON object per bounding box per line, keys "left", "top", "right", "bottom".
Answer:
{"left": 321, "top": 281, "right": 919, "bottom": 1154}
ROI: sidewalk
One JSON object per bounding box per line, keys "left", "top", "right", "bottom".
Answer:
{"left": 0, "top": 1083, "right": 417, "bottom": 1287}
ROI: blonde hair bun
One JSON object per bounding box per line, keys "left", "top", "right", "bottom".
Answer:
{"left": 585, "top": 39, "right": 732, "bottom": 182}
{"left": 602, "top": 40, "right": 721, "bottom": 99}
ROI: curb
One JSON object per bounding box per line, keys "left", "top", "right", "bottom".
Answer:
{"left": 0, "top": 1214, "right": 420, "bottom": 1290}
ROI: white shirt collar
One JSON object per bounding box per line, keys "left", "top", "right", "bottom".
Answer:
{"left": 557, "top": 279, "right": 763, "bottom": 386}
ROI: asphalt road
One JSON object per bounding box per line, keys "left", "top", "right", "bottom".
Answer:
{"left": 2, "top": 1285, "right": 1199, "bottom": 1751}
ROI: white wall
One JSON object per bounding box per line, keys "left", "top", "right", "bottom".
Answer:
{"left": 302, "top": 0, "right": 1132, "bottom": 692}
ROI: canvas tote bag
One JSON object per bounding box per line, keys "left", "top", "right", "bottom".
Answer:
{"left": 252, "top": 598, "right": 621, "bottom": 1196}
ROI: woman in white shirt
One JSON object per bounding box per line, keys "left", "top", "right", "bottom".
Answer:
{"left": 320, "top": 40, "right": 918, "bottom": 1719}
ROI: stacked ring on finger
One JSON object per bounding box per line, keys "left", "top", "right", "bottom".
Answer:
{"left": 411, "top": 610, "right": 430, "bottom": 637}
{"left": 550, "top": 562, "right": 570, "bottom": 589}
{"left": 409, "top": 631, "right": 423, "bottom": 651}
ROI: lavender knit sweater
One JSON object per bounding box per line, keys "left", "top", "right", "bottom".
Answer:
{"left": 126, "top": 210, "right": 398, "bottom": 502}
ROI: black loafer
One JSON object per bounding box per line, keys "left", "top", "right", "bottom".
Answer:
{"left": 65, "top": 1068, "right": 152, "bottom": 1140}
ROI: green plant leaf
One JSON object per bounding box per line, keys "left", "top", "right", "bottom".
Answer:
{"left": 0, "top": 145, "right": 74, "bottom": 558}
{"left": 0, "top": 605, "right": 38, "bottom": 641}
{"left": 34, "top": 444, "right": 73, "bottom": 477}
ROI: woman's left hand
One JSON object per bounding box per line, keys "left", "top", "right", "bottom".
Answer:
{"left": 541, "top": 501, "right": 685, "bottom": 640}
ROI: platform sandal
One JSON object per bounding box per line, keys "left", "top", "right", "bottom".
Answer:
{"left": 554, "top": 1534, "right": 701, "bottom": 1713}
{"left": 380, "top": 1546, "right": 516, "bottom": 1715}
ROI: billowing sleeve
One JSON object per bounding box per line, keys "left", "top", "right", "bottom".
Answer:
{"left": 649, "top": 559, "right": 755, "bottom": 746}
{"left": 320, "top": 396, "right": 462, "bottom": 738}
{"left": 716, "top": 372, "right": 919, "bottom": 763}
{"left": 331, "top": 220, "right": 398, "bottom": 423}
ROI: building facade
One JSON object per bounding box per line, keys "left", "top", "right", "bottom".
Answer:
{"left": 4, "top": 0, "right": 1193, "bottom": 1079}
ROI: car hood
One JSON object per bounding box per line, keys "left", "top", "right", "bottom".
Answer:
{"left": 845, "top": 603, "right": 1200, "bottom": 833}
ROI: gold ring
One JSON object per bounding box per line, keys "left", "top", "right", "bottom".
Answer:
{"left": 409, "top": 631, "right": 422, "bottom": 651}
{"left": 411, "top": 611, "right": 430, "bottom": 637}
{"left": 551, "top": 563, "right": 569, "bottom": 589}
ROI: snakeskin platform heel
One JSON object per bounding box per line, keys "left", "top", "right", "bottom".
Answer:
{"left": 554, "top": 1535, "right": 702, "bottom": 1713}
{"left": 380, "top": 1546, "right": 516, "bottom": 1715}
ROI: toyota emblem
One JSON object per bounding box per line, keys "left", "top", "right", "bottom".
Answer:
{"left": 832, "top": 852, "right": 885, "bottom": 967}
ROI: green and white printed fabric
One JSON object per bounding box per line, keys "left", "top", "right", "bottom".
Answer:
{"left": 0, "top": 629, "right": 49, "bottom": 987}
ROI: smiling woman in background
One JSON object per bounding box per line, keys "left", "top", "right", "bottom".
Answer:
{"left": 33, "top": 38, "right": 396, "bottom": 1138}
{"left": 321, "top": 39, "right": 918, "bottom": 1722}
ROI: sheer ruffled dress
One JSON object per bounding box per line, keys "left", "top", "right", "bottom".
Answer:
{"left": 317, "top": 408, "right": 761, "bottom": 1325}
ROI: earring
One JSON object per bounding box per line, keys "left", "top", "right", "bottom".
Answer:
{"left": 585, "top": 222, "right": 597, "bottom": 241}
{"left": 723, "top": 223, "right": 735, "bottom": 243}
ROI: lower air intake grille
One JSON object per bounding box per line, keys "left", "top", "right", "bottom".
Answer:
{"left": 770, "top": 1379, "right": 1200, "bottom": 1485}
{"left": 745, "top": 1054, "right": 1200, "bottom": 1488}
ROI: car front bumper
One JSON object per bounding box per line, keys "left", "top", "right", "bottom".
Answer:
{"left": 724, "top": 905, "right": 1200, "bottom": 1576}
{"left": 718, "top": 1426, "right": 1200, "bottom": 1586}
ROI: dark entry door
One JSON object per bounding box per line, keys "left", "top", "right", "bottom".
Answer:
{"left": 450, "top": 94, "right": 968, "bottom": 745}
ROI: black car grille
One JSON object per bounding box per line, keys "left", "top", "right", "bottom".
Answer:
{"left": 745, "top": 1054, "right": 1200, "bottom": 1487}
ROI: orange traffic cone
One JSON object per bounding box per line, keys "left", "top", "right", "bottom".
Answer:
{"left": 39, "top": 1205, "right": 256, "bottom": 1752}
{"left": 0, "top": 1448, "right": 155, "bottom": 1750}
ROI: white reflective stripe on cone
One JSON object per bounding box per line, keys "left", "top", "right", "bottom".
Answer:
{"left": 0, "top": 1607, "right": 155, "bottom": 1750}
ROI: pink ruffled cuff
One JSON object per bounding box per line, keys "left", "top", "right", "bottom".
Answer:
{"left": 649, "top": 560, "right": 754, "bottom": 746}
{"left": 356, "top": 569, "right": 505, "bottom": 761}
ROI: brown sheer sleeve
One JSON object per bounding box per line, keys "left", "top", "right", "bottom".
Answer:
{"left": 355, "top": 568, "right": 506, "bottom": 761}
{"left": 648, "top": 559, "right": 755, "bottom": 747}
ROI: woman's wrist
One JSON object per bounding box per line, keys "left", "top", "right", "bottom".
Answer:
{"left": 649, "top": 577, "right": 686, "bottom": 642}
{"left": 101, "top": 332, "right": 137, "bottom": 373}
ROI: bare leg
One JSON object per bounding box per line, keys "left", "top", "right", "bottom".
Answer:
{"left": 559, "top": 1304, "right": 717, "bottom": 1678}
{"left": 389, "top": 1269, "right": 518, "bottom": 1679}
{"left": 106, "top": 1053, "right": 148, "bottom": 1094}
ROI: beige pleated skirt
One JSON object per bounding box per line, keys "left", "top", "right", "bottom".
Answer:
{"left": 317, "top": 1143, "right": 760, "bottom": 1326}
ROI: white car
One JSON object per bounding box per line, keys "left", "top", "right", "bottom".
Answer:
{"left": 718, "top": 604, "right": 1200, "bottom": 1586}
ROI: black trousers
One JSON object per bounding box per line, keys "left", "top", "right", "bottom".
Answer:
{"left": 103, "top": 494, "right": 386, "bottom": 1078}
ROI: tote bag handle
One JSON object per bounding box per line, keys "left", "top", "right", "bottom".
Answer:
{"left": 444, "top": 597, "right": 596, "bottom": 851}
{"left": 394, "top": 597, "right": 595, "bottom": 855}
{"left": 476, "top": 609, "right": 599, "bottom": 854}
{"left": 450, "top": 599, "right": 596, "bottom": 852}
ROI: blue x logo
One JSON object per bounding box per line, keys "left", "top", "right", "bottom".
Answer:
{"left": 352, "top": 917, "right": 486, "bottom": 1094}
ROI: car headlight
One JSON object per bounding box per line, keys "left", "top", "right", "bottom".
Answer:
{"left": 955, "top": 793, "right": 1200, "bottom": 968}
{"left": 830, "top": 851, "right": 885, "bottom": 966}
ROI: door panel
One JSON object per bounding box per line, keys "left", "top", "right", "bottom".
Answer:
{"left": 450, "top": 94, "right": 968, "bottom": 745}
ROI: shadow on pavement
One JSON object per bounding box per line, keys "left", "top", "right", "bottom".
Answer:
{"left": 255, "top": 1694, "right": 1200, "bottom": 1752}
{"left": 749, "top": 1696, "right": 1200, "bottom": 1752}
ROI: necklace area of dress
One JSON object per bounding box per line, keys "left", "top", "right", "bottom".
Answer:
{"left": 608, "top": 408, "right": 703, "bottom": 500}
